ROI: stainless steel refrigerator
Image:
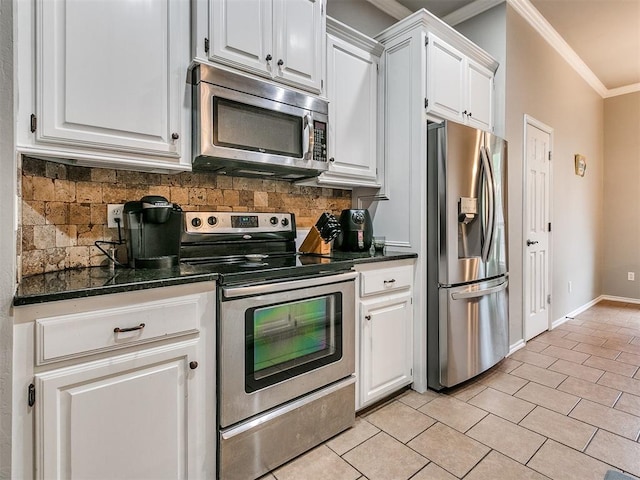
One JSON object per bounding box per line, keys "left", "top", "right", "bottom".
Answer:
{"left": 426, "top": 120, "right": 509, "bottom": 391}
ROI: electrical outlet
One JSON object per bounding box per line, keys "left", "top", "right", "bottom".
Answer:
{"left": 107, "top": 204, "right": 125, "bottom": 228}
{"left": 628, "top": 272, "right": 635, "bottom": 281}
{"left": 568, "top": 281, "right": 572, "bottom": 293}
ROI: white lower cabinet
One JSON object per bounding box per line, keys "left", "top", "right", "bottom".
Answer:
{"left": 36, "top": 341, "right": 199, "bottom": 480}
{"left": 12, "top": 283, "right": 216, "bottom": 480}
{"left": 356, "top": 261, "right": 414, "bottom": 410}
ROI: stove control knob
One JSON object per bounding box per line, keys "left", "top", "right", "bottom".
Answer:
{"left": 191, "top": 217, "right": 202, "bottom": 228}
{"left": 208, "top": 216, "right": 218, "bottom": 226}
{"left": 270, "top": 216, "right": 278, "bottom": 225}
{"left": 281, "top": 217, "right": 289, "bottom": 227}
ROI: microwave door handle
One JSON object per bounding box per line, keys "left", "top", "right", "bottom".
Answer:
{"left": 303, "top": 114, "right": 314, "bottom": 161}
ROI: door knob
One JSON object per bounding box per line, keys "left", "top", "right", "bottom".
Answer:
{"left": 527, "top": 239, "right": 538, "bottom": 246}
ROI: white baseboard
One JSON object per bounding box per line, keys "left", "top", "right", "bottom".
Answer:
{"left": 508, "top": 339, "right": 525, "bottom": 355}
{"left": 600, "top": 295, "right": 640, "bottom": 305}
{"left": 551, "top": 295, "right": 605, "bottom": 329}
{"left": 510, "top": 294, "right": 640, "bottom": 355}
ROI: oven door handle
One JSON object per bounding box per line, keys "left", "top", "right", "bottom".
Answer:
{"left": 222, "top": 270, "right": 357, "bottom": 299}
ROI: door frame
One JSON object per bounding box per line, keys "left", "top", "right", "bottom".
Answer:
{"left": 522, "top": 114, "right": 554, "bottom": 340}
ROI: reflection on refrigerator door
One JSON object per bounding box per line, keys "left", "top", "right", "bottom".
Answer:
{"left": 438, "top": 276, "right": 509, "bottom": 388}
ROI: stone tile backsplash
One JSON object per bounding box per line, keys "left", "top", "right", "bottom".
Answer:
{"left": 19, "top": 157, "right": 351, "bottom": 278}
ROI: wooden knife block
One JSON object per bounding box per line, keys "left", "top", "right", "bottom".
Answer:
{"left": 299, "top": 226, "right": 332, "bottom": 254}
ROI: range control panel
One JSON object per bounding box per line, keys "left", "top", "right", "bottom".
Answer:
{"left": 184, "top": 212, "right": 294, "bottom": 234}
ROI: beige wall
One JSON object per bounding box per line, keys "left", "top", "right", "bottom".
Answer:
{"left": 458, "top": 6, "right": 605, "bottom": 344}
{"left": 602, "top": 92, "right": 640, "bottom": 298}
{"left": 505, "top": 6, "right": 604, "bottom": 342}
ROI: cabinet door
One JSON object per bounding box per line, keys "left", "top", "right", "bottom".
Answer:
{"left": 466, "top": 59, "right": 494, "bottom": 131}
{"left": 273, "top": 0, "right": 324, "bottom": 92}
{"left": 360, "top": 291, "right": 413, "bottom": 407}
{"left": 324, "top": 35, "right": 378, "bottom": 184}
{"left": 426, "top": 34, "right": 465, "bottom": 122}
{"left": 37, "top": 0, "right": 187, "bottom": 159}
{"left": 35, "top": 341, "right": 202, "bottom": 480}
{"left": 210, "top": 0, "right": 273, "bottom": 76}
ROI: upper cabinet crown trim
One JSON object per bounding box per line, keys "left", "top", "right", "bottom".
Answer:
{"left": 327, "top": 17, "right": 384, "bottom": 56}
{"left": 374, "top": 9, "right": 498, "bottom": 72}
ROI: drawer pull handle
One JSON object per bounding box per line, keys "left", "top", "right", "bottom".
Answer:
{"left": 189, "top": 361, "right": 199, "bottom": 370}
{"left": 113, "top": 323, "right": 146, "bottom": 333}
{"left": 383, "top": 279, "right": 396, "bottom": 284}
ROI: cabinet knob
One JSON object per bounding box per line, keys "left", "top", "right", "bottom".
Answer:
{"left": 329, "top": 157, "right": 335, "bottom": 162}
{"left": 468, "top": 112, "right": 473, "bottom": 117}
{"left": 171, "top": 132, "right": 180, "bottom": 140}
{"left": 265, "top": 54, "right": 273, "bottom": 62}
{"left": 365, "top": 315, "right": 371, "bottom": 321}
{"left": 189, "top": 361, "right": 199, "bottom": 370}
{"left": 277, "top": 59, "right": 284, "bottom": 67}
{"left": 462, "top": 110, "right": 468, "bottom": 116}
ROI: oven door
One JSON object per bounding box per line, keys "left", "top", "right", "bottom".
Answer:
{"left": 218, "top": 271, "right": 356, "bottom": 428}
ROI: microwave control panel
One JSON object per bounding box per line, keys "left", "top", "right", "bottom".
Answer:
{"left": 313, "top": 121, "right": 327, "bottom": 163}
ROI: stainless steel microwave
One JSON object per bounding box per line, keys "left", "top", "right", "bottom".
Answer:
{"left": 189, "top": 62, "right": 329, "bottom": 180}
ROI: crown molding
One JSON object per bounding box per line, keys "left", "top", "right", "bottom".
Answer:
{"left": 603, "top": 82, "right": 640, "bottom": 98}
{"left": 442, "top": 0, "right": 503, "bottom": 26}
{"left": 507, "top": 0, "right": 608, "bottom": 97}
{"left": 364, "top": 0, "right": 412, "bottom": 20}
{"left": 369, "top": 0, "right": 634, "bottom": 98}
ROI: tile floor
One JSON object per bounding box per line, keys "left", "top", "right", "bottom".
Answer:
{"left": 261, "top": 300, "right": 640, "bottom": 480}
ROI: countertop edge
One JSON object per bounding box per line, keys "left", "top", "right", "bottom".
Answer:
{"left": 13, "top": 252, "right": 417, "bottom": 306}
{"left": 13, "top": 272, "right": 219, "bottom": 307}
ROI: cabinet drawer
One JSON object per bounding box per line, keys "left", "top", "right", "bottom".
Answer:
{"left": 35, "top": 295, "right": 202, "bottom": 365}
{"left": 360, "top": 265, "right": 413, "bottom": 296}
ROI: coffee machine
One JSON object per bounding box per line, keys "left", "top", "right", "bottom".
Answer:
{"left": 123, "top": 196, "right": 182, "bottom": 268}
{"left": 334, "top": 209, "right": 373, "bottom": 252}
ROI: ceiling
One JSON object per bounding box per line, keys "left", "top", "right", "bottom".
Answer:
{"left": 384, "top": 0, "right": 640, "bottom": 97}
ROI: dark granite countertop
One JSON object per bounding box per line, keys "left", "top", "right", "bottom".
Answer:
{"left": 14, "top": 251, "right": 417, "bottom": 306}
{"left": 322, "top": 250, "right": 418, "bottom": 264}
{"left": 13, "top": 265, "right": 220, "bottom": 306}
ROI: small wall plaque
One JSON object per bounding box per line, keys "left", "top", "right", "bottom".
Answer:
{"left": 574, "top": 154, "right": 586, "bottom": 177}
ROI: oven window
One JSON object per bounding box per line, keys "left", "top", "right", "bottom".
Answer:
{"left": 245, "top": 293, "right": 342, "bottom": 393}
{"left": 213, "top": 97, "right": 303, "bottom": 158}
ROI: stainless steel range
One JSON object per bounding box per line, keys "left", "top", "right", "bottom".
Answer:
{"left": 181, "top": 212, "right": 356, "bottom": 480}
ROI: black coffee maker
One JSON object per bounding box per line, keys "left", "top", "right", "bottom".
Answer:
{"left": 334, "top": 209, "right": 373, "bottom": 252}
{"left": 123, "top": 196, "right": 182, "bottom": 268}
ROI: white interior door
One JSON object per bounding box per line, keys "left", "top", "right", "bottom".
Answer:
{"left": 523, "top": 116, "right": 552, "bottom": 340}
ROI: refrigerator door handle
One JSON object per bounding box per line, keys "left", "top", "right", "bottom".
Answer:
{"left": 451, "top": 279, "right": 508, "bottom": 300}
{"left": 480, "top": 145, "right": 496, "bottom": 263}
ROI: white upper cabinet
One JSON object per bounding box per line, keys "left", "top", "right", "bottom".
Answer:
{"left": 317, "top": 19, "right": 382, "bottom": 188}
{"left": 466, "top": 58, "right": 494, "bottom": 131}
{"left": 426, "top": 33, "right": 494, "bottom": 131}
{"left": 16, "top": 0, "right": 191, "bottom": 172}
{"left": 210, "top": 0, "right": 272, "bottom": 74}
{"left": 208, "top": 0, "right": 325, "bottom": 93}
{"left": 274, "top": 0, "right": 324, "bottom": 91}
